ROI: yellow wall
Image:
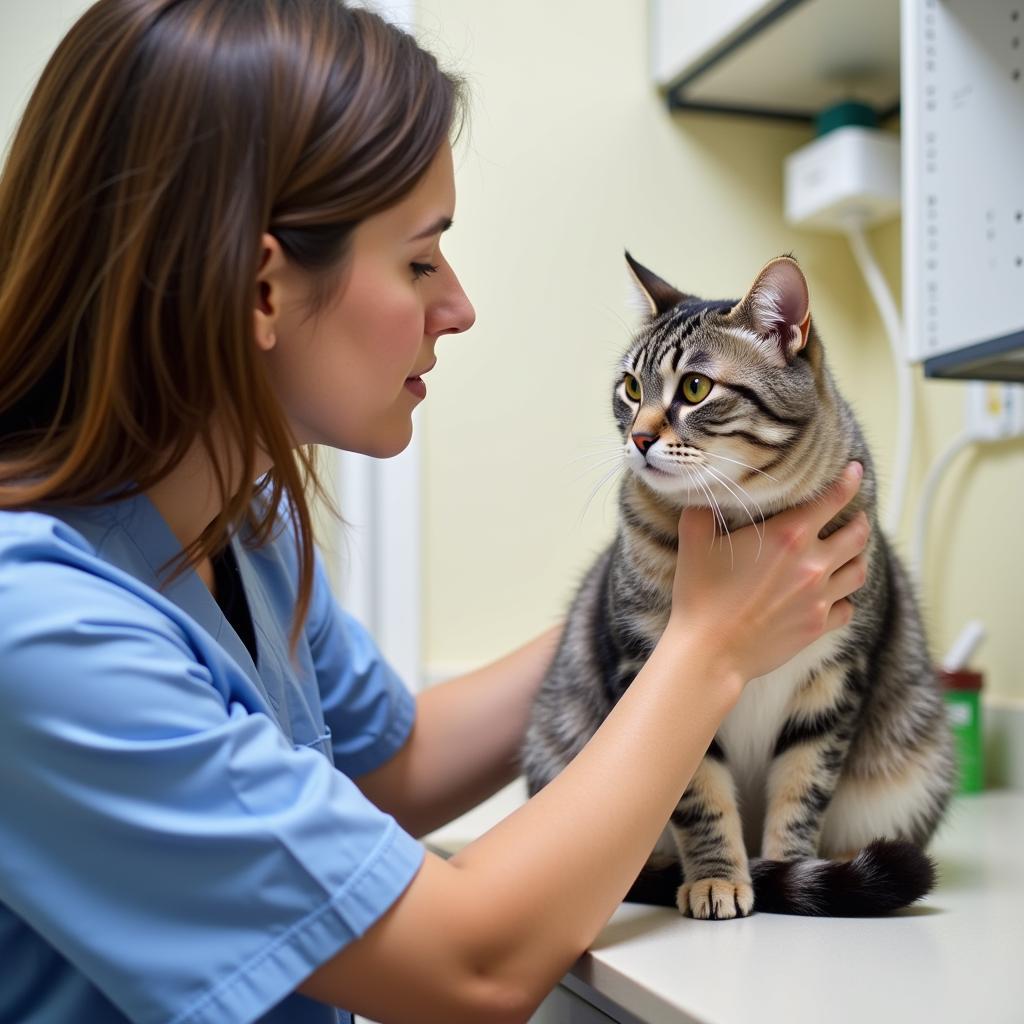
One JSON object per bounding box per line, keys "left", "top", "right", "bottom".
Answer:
{"left": 415, "top": 0, "right": 1024, "bottom": 699}
{"left": 2, "top": 2, "right": 1020, "bottom": 700}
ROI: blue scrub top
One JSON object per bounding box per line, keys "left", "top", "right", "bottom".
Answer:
{"left": 0, "top": 492, "right": 425, "bottom": 1024}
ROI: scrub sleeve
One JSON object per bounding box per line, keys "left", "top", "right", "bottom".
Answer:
{"left": 0, "top": 496, "right": 425, "bottom": 1024}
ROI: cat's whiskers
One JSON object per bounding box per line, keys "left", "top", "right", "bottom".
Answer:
{"left": 685, "top": 466, "right": 733, "bottom": 565}
{"left": 578, "top": 462, "right": 626, "bottom": 527}
{"left": 702, "top": 463, "right": 766, "bottom": 561}
{"left": 568, "top": 449, "right": 624, "bottom": 471}
{"left": 702, "top": 449, "right": 780, "bottom": 484}
{"left": 567, "top": 437, "right": 628, "bottom": 482}
{"left": 578, "top": 435, "right": 625, "bottom": 448}
{"left": 570, "top": 436, "right": 629, "bottom": 457}
{"left": 570, "top": 456, "right": 625, "bottom": 485}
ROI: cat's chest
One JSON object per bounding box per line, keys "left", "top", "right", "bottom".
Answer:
{"left": 716, "top": 630, "right": 844, "bottom": 791}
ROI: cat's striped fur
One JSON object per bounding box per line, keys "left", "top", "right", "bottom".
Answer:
{"left": 521, "top": 254, "right": 955, "bottom": 918}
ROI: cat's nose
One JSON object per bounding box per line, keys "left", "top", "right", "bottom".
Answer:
{"left": 631, "top": 433, "right": 658, "bottom": 456}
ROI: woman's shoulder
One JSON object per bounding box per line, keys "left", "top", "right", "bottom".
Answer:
{"left": 0, "top": 506, "right": 103, "bottom": 565}
{"left": 0, "top": 502, "right": 189, "bottom": 641}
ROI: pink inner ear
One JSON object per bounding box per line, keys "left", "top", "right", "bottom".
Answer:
{"left": 750, "top": 261, "right": 809, "bottom": 339}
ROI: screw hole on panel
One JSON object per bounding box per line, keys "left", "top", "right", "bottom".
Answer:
{"left": 1017, "top": 257, "right": 1023, "bottom": 267}
{"left": 1016, "top": 211, "right": 1023, "bottom": 222}
{"left": 1014, "top": 69, "right": 1021, "bottom": 81}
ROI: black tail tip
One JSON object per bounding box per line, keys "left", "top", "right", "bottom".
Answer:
{"left": 853, "top": 838, "right": 937, "bottom": 907}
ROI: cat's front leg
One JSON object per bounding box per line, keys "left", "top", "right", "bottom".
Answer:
{"left": 761, "top": 662, "right": 858, "bottom": 861}
{"left": 670, "top": 748, "right": 753, "bottom": 919}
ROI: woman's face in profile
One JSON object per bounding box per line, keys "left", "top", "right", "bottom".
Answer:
{"left": 259, "top": 142, "right": 476, "bottom": 458}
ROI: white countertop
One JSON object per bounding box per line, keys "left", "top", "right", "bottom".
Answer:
{"left": 567, "top": 791, "right": 1024, "bottom": 1024}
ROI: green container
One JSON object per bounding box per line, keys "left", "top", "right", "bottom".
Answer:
{"left": 940, "top": 670, "right": 984, "bottom": 794}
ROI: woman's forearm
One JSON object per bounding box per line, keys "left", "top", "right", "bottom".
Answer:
{"left": 308, "top": 626, "right": 743, "bottom": 1023}
{"left": 355, "top": 623, "right": 564, "bottom": 836}
{"left": 448, "top": 626, "right": 743, "bottom": 1004}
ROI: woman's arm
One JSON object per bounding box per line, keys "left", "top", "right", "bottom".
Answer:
{"left": 301, "top": 464, "right": 868, "bottom": 1023}
{"left": 354, "top": 622, "right": 564, "bottom": 837}
{"left": 304, "top": 628, "right": 741, "bottom": 1024}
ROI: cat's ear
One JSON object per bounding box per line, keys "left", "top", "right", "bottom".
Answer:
{"left": 732, "top": 256, "right": 811, "bottom": 362}
{"left": 624, "top": 251, "right": 691, "bottom": 318}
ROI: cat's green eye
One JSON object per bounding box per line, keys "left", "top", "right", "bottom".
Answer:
{"left": 681, "top": 373, "right": 713, "bottom": 404}
{"left": 623, "top": 374, "right": 642, "bottom": 401}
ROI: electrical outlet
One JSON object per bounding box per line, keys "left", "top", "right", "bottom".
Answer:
{"left": 964, "top": 381, "right": 1024, "bottom": 440}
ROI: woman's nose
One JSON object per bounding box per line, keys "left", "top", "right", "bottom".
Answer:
{"left": 428, "top": 263, "right": 476, "bottom": 337}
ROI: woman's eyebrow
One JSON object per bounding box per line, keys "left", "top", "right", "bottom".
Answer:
{"left": 408, "top": 216, "right": 453, "bottom": 242}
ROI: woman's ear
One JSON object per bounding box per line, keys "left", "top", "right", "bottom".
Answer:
{"left": 254, "top": 232, "right": 286, "bottom": 352}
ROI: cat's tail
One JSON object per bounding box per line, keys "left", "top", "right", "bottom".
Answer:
{"left": 748, "top": 839, "right": 936, "bottom": 916}
{"left": 625, "top": 839, "right": 936, "bottom": 916}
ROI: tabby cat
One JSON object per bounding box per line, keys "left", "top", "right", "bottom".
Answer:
{"left": 521, "top": 253, "right": 956, "bottom": 919}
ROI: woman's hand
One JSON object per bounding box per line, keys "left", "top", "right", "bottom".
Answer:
{"left": 667, "top": 461, "right": 870, "bottom": 684}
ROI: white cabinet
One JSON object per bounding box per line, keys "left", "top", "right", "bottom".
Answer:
{"left": 649, "top": 0, "right": 900, "bottom": 122}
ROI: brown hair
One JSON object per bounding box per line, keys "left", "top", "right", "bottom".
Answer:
{"left": 0, "top": 0, "right": 463, "bottom": 652}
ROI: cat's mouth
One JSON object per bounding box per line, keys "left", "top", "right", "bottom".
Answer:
{"left": 632, "top": 458, "right": 689, "bottom": 498}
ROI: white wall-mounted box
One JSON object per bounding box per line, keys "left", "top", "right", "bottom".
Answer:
{"left": 784, "top": 126, "right": 902, "bottom": 232}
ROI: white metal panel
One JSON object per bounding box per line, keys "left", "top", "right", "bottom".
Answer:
{"left": 335, "top": 423, "right": 423, "bottom": 692}
{"left": 903, "top": 0, "right": 1024, "bottom": 369}
{"left": 650, "top": 0, "right": 773, "bottom": 86}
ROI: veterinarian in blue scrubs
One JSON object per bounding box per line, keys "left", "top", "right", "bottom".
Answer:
{"left": 1, "top": 496, "right": 423, "bottom": 1023}
{"left": 0, "top": 2, "right": 869, "bottom": 1022}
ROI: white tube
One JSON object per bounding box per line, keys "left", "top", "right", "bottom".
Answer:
{"left": 941, "top": 619, "right": 986, "bottom": 672}
{"left": 842, "top": 219, "right": 914, "bottom": 539}
{"left": 911, "top": 430, "right": 974, "bottom": 587}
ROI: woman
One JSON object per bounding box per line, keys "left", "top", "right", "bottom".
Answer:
{"left": 0, "top": 2, "right": 869, "bottom": 1022}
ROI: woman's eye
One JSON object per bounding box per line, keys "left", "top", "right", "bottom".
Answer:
{"left": 411, "top": 262, "right": 439, "bottom": 280}
{"left": 623, "top": 374, "right": 642, "bottom": 401}
{"left": 681, "top": 373, "right": 713, "bottom": 404}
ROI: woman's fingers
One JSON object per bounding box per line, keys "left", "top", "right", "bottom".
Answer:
{"left": 824, "top": 597, "right": 855, "bottom": 633}
{"left": 824, "top": 511, "right": 871, "bottom": 571}
{"left": 774, "top": 462, "right": 863, "bottom": 536}
{"left": 827, "top": 554, "right": 868, "bottom": 605}
{"left": 813, "top": 462, "right": 865, "bottom": 530}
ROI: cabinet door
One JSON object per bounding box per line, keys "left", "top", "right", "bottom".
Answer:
{"left": 530, "top": 983, "right": 619, "bottom": 1024}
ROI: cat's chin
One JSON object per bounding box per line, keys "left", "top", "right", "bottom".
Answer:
{"left": 632, "top": 464, "right": 690, "bottom": 500}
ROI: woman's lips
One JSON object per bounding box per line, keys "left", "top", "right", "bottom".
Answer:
{"left": 404, "top": 359, "right": 435, "bottom": 399}
{"left": 404, "top": 376, "right": 426, "bottom": 398}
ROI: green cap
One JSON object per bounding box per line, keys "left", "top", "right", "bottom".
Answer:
{"left": 815, "top": 100, "right": 879, "bottom": 137}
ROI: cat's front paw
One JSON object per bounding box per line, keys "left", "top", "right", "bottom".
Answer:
{"left": 677, "top": 878, "right": 754, "bottom": 920}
